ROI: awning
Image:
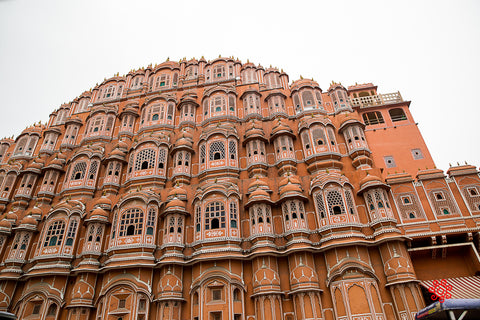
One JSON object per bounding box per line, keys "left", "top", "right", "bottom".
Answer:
{"left": 420, "top": 277, "right": 480, "bottom": 299}
{"left": 415, "top": 299, "right": 480, "bottom": 320}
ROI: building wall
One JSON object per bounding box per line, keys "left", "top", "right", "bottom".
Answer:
{"left": 0, "top": 58, "right": 478, "bottom": 320}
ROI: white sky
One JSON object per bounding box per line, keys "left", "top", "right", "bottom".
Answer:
{"left": 0, "top": 0, "right": 478, "bottom": 172}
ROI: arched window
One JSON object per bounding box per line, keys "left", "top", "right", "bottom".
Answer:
{"left": 389, "top": 108, "right": 407, "bottom": 122}
{"left": 205, "top": 202, "right": 225, "bottom": 230}
{"left": 119, "top": 208, "right": 143, "bottom": 236}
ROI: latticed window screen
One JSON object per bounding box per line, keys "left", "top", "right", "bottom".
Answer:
{"left": 105, "top": 116, "right": 114, "bottom": 132}
{"left": 95, "top": 226, "right": 103, "bottom": 242}
{"left": 229, "top": 140, "right": 236, "bottom": 160}
{"left": 345, "top": 189, "right": 356, "bottom": 214}
{"left": 146, "top": 208, "right": 156, "bottom": 235}
{"left": 312, "top": 128, "right": 326, "bottom": 146}
{"left": 230, "top": 202, "right": 238, "bottom": 228}
{"left": 462, "top": 186, "right": 480, "bottom": 211}
{"left": 302, "top": 132, "right": 311, "bottom": 150}
{"left": 302, "top": 91, "right": 314, "bottom": 106}
{"left": 395, "top": 192, "right": 423, "bottom": 219}
{"left": 293, "top": 95, "right": 300, "bottom": 108}
{"left": 66, "top": 219, "right": 78, "bottom": 245}
{"left": 205, "top": 201, "right": 226, "bottom": 230}
{"left": 71, "top": 162, "right": 87, "bottom": 180}
{"left": 314, "top": 192, "right": 326, "bottom": 219}
{"left": 158, "top": 148, "right": 167, "bottom": 169}
{"left": 195, "top": 205, "right": 201, "bottom": 232}
{"left": 88, "top": 160, "right": 99, "bottom": 179}
{"left": 168, "top": 217, "right": 175, "bottom": 233}
{"left": 213, "top": 65, "right": 225, "bottom": 78}
{"left": 429, "top": 189, "right": 457, "bottom": 215}
{"left": 119, "top": 208, "right": 143, "bottom": 236}
{"left": 167, "top": 103, "right": 174, "bottom": 120}
{"left": 228, "top": 95, "right": 235, "bottom": 111}
{"left": 327, "top": 128, "right": 336, "bottom": 146}
{"left": 326, "top": 190, "right": 346, "bottom": 215}
{"left": 200, "top": 144, "right": 206, "bottom": 164}
{"left": 209, "top": 141, "right": 225, "bottom": 160}
{"left": 20, "top": 233, "right": 30, "bottom": 251}
{"left": 86, "top": 225, "right": 95, "bottom": 242}
{"left": 44, "top": 220, "right": 66, "bottom": 246}
{"left": 134, "top": 149, "right": 156, "bottom": 170}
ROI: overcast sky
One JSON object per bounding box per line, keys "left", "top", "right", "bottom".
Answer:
{"left": 0, "top": 0, "right": 478, "bottom": 172}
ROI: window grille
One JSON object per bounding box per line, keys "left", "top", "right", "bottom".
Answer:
{"left": 44, "top": 220, "right": 66, "bottom": 246}
{"left": 209, "top": 141, "right": 225, "bottom": 161}
{"left": 384, "top": 156, "right": 396, "bottom": 168}
{"left": 230, "top": 202, "right": 238, "bottom": 228}
{"left": 314, "top": 192, "right": 326, "bottom": 219}
{"left": 158, "top": 148, "right": 167, "bottom": 169}
{"left": 146, "top": 208, "right": 156, "bottom": 235}
{"left": 66, "top": 219, "right": 78, "bottom": 245}
{"left": 312, "top": 128, "right": 326, "bottom": 146}
{"left": 327, "top": 128, "right": 336, "bottom": 146}
{"left": 134, "top": 149, "right": 156, "bottom": 171}
{"left": 229, "top": 140, "right": 236, "bottom": 160}
{"left": 326, "top": 190, "right": 346, "bottom": 215}
{"left": 302, "top": 91, "right": 314, "bottom": 107}
{"left": 205, "top": 201, "right": 225, "bottom": 230}
{"left": 195, "top": 205, "right": 201, "bottom": 232}
{"left": 88, "top": 160, "right": 99, "bottom": 180}
{"left": 345, "top": 189, "right": 356, "bottom": 214}
{"left": 200, "top": 144, "right": 206, "bottom": 164}
{"left": 71, "top": 162, "right": 87, "bottom": 180}
{"left": 119, "top": 208, "right": 143, "bottom": 236}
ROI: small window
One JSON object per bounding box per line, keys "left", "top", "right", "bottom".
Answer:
{"left": 233, "top": 288, "right": 241, "bottom": 301}
{"left": 411, "top": 148, "right": 424, "bottom": 160}
{"left": 118, "top": 299, "right": 126, "bottom": 309}
{"left": 402, "top": 196, "right": 411, "bottom": 204}
{"left": 384, "top": 156, "right": 396, "bottom": 168}
{"left": 443, "top": 209, "right": 450, "bottom": 215}
{"left": 435, "top": 192, "right": 444, "bottom": 200}
{"left": 32, "top": 304, "right": 41, "bottom": 315}
{"left": 409, "top": 212, "right": 416, "bottom": 219}
{"left": 47, "top": 304, "right": 57, "bottom": 316}
{"left": 212, "top": 289, "right": 222, "bottom": 301}
{"left": 470, "top": 188, "right": 479, "bottom": 196}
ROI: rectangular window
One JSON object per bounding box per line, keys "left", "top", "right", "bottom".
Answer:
{"left": 212, "top": 289, "right": 222, "bottom": 301}
{"left": 118, "top": 299, "right": 126, "bottom": 309}
{"left": 411, "top": 148, "right": 424, "bottom": 160}
{"left": 384, "top": 156, "right": 396, "bottom": 168}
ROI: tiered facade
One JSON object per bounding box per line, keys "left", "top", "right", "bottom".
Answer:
{"left": 0, "top": 57, "right": 479, "bottom": 320}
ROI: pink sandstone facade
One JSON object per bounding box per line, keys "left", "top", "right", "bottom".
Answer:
{"left": 0, "top": 57, "right": 478, "bottom": 320}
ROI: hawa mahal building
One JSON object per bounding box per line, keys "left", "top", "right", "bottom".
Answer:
{"left": 0, "top": 57, "right": 478, "bottom": 320}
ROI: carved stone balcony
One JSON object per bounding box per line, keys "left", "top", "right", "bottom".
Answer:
{"left": 350, "top": 92, "right": 403, "bottom": 108}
